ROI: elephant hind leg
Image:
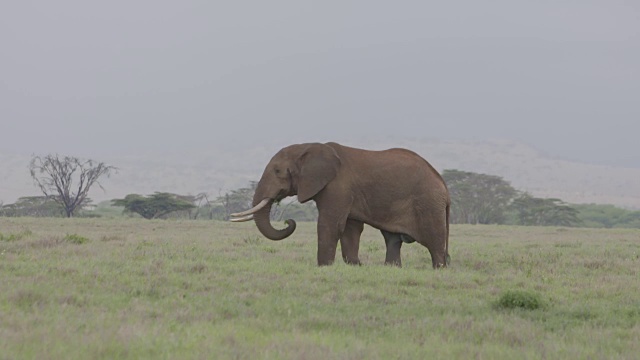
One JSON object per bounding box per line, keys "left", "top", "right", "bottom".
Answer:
{"left": 340, "top": 219, "right": 364, "bottom": 265}
{"left": 381, "top": 230, "right": 403, "bottom": 267}
{"left": 417, "top": 217, "right": 448, "bottom": 269}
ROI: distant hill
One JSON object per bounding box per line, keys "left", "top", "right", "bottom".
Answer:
{"left": 2, "top": 138, "right": 639, "bottom": 209}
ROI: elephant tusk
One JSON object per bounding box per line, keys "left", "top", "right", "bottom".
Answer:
{"left": 230, "top": 198, "right": 270, "bottom": 218}
{"left": 229, "top": 214, "right": 254, "bottom": 222}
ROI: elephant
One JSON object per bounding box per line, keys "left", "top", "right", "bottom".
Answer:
{"left": 230, "top": 142, "right": 450, "bottom": 268}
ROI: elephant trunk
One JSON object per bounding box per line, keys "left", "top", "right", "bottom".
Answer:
{"left": 253, "top": 199, "right": 296, "bottom": 240}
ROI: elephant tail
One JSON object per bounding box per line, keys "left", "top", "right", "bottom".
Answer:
{"left": 445, "top": 202, "right": 451, "bottom": 266}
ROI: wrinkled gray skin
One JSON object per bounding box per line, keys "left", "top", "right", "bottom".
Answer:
{"left": 248, "top": 142, "right": 450, "bottom": 268}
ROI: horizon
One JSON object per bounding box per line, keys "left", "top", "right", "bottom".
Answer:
{"left": 2, "top": 137, "right": 640, "bottom": 209}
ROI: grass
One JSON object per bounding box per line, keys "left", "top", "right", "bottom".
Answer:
{"left": 0, "top": 218, "right": 639, "bottom": 359}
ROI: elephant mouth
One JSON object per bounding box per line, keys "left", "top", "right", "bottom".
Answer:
{"left": 275, "top": 189, "right": 290, "bottom": 202}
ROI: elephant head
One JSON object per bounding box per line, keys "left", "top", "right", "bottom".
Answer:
{"left": 230, "top": 143, "right": 341, "bottom": 240}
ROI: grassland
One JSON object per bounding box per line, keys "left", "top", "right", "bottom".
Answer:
{"left": 1, "top": 218, "right": 639, "bottom": 359}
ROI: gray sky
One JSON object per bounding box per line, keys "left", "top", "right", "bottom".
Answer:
{"left": 2, "top": 1, "right": 639, "bottom": 167}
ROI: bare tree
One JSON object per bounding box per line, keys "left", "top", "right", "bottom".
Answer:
{"left": 216, "top": 181, "right": 257, "bottom": 220}
{"left": 29, "top": 154, "right": 117, "bottom": 217}
{"left": 191, "top": 192, "right": 210, "bottom": 220}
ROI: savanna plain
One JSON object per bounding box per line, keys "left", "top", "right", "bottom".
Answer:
{"left": 1, "top": 218, "right": 639, "bottom": 359}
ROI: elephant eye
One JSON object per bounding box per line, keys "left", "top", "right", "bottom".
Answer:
{"left": 275, "top": 168, "right": 281, "bottom": 174}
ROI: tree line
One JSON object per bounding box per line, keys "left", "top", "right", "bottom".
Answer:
{"left": 110, "top": 182, "right": 318, "bottom": 221}
{"left": 442, "top": 169, "right": 640, "bottom": 228}
{"left": 444, "top": 169, "right": 583, "bottom": 226}
{"left": 1, "top": 153, "right": 639, "bottom": 228}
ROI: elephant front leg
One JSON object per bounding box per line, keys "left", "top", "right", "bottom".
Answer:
{"left": 340, "top": 219, "right": 364, "bottom": 265}
{"left": 381, "top": 230, "right": 403, "bottom": 267}
{"left": 316, "top": 217, "right": 344, "bottom": 266}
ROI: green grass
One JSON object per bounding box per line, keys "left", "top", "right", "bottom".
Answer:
{"left": 0, "top": 218, "right": 639, "bottom": 359}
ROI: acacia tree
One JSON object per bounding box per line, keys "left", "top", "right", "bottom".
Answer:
{"left": 29, "top": 154, "right": 116, "bottom": 217}
{"left": 112, "top": 193, "right": 196, "bottom": 219}
{"left": 511, "top": 194, "right": 581, "bottom": 227}
{"left": 443, "top": 169, "right": 518, "bottom": 224}
{"left": 0, "top": 196, "right": 65, "bottom": 217}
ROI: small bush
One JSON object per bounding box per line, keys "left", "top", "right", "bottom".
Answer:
{"left": 496, "top": 290, "right": 544, "bottom": 310}
{"left": 0, "top": 229, "right": 33, "bottom": 242}
{"left": 64, "top": 234, "right": 90, "bottom": 244}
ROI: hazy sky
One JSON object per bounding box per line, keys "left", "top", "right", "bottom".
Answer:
{"left": 2, "top": 1, "right": 639, "bottom": 167}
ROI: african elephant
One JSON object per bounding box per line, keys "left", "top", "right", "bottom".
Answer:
{"left": 230, "top": 142, "right": 450, "bottom": 268}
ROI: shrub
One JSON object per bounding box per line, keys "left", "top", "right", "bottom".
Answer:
{"left": 64, "top": 234, "right": 90, "bottom": 244}
{"left": 496, "top": 290, "right": 544, "bottom": 310}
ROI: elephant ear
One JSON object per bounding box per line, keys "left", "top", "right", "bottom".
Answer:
{"left": 297, "top": 144, "right": 341, "bottom": 203}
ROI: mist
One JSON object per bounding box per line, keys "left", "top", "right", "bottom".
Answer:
{"left": 2, "top": 1, "right": 639, "bottom": 167}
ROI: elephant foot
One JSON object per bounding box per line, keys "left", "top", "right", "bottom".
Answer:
{"left": 431, "top": 252, "right": 449, "bottom": 269}
{"left": 317, "top": 260, "right": 335, "bottom": 266}
{"left": 384, "top": 259, "right": 402, "bottom": 267}
{"left": 343, "top": 257, "right": 362, "bottom": 266}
